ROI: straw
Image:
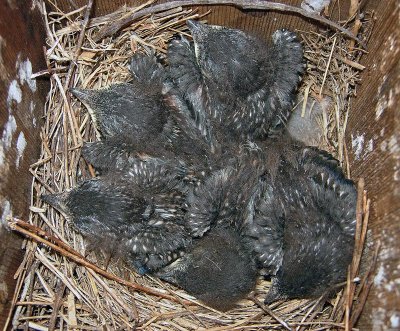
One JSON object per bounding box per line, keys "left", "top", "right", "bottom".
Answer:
{"left": 6, "top": 1, "right": 374, "bottom": 329}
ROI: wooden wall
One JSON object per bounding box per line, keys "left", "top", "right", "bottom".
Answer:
{"left": 0, "top": 0, "right": 48, "bottom": 327}
{"left": 346, "top": 1, "right": 400, "bottom": 329}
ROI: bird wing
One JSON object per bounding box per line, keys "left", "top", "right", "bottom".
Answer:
{"left": 124, "top": 219, "right": 191, "bottom": 273}
{"left": 82, "top": 139, "right": 134, "bottom": 172}
{"left": 267, "top": 30, "right": 305, "bottom": 136}
{"left": 242, "top": 180, "right": 284, "bottom": 275}
{"left": 243, "top": 30, "right": 305, "bottom": 138}
{"left": 129, "top": 52, "right": 164, "bottom": 87}
{"left": 300, "top": 147, "right": 357, "bottom": 237}
{"left": 166, "top": 37, "right": 216, "bottom": 150}
{"left": 82, "top": 140, "right": 190, "bottom": 188}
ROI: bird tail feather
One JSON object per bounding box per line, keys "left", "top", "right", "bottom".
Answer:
{"left": 129, "top": 52, "right": 164, "bottom": 86}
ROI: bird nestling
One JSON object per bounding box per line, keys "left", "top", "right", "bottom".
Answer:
{"left": 168, "top": 20, "right": 305, "bottom": 141}
{"left": 71, "top": 52, "right": 167, "bottom": 145}
{"left": 242, "top": 145, "right": 357, "bottom": 303}
{"left": 156, "top": 226, "right": 257, "bottom": 311}
{"left": 41, "top": 156, "right": 193, "bottom": 273}
{"left": 72, "top": 52, "right": 215, "bottom": 178}
{"left": 70, "top": 52, "right": 171, "bottom": 172}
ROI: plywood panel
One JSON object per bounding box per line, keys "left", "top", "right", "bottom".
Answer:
{"left": 0, "top": 1, "right": 48, "bottom": 327}
{"left": 54, "top": 0, "right": 318, "bottom": 40}
{"left": 346, "top": 0, "right": 400, "bottom": 329}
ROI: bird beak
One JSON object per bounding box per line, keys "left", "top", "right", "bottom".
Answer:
{"left": 69, "top": 88, "right": 99, "bottom": 127}
{"left": 187, "top": 19, "right": 202, "bottom": 33}
{"left": 41, "top": 192, "right": 69, "bottom": 213}
{"left": 187, "top": 20, "right": 208, "bottom": 62}
{"left": 187, "top": 20, "right": 207, "bottom": 42}
{"left": 154, "top": 256, "right": 187, "bottom": 285}
{"left": 69, "top": 88, "right": 91, "bottom": 103}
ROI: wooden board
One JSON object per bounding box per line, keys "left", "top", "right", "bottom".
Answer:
{"left": 0, "top": 1, "right": 48, "bottom": 327}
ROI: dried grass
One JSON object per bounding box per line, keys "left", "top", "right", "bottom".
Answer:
{"left": 296, "top": 8, "right": 374, "bottom": 177}
{"left": 6, "top": 1, "right": 375, "bottom": 330}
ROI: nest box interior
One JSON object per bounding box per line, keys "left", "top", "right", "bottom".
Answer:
{"left": 0, "top": 0, "right": 399, "bottom": 329}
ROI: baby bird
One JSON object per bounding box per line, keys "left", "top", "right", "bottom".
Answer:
{"left": 41, "top": 156, "right": 192, "bottom": 273}
{"left": 41, "top": 178, "right": 146, "bottom": 242}
{"left": 73, "top": 52, "right": 214, "bottom": 176}
{"left": 181, "top": 136, "right": 356, "bottom": 303}
{"left": 242, "top": 145, "right": 356, "bottom": 303}
{"left": 168, "top": 20, "right": 305, "bottom": 141}
{"left": 71, "top": 52, "right": 167, "bottom": 146}
{"left": 71, "top": 52, "right": 171, "bottom": 172}
{"left": 156, "top": 226, "right": 257, "bottom": 311}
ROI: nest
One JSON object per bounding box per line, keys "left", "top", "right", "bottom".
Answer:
{"left": 6, "top": 1, "right": 377, "bottom": 330}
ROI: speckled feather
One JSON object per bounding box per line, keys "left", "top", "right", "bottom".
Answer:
{"left": 184, "top": 137, "right": 303, "bottom": 238}
{"left": 166, "top": 36, "right": 214, "bottom": 145}
{"left": 103, "top": 154, "right": 190, "bottom": 193}
{"left": 184, "top": 157, "right": 263, "bottom": 237}
{"left": 242, "top": 145, "right": 356, "bottom": 303}
{"left": 41, "top": 173, "right": 191, "bottom": 273}
{"left": 168, "top": 20, "right": 305, "bottom": 141}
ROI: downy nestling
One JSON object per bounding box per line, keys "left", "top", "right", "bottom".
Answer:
{"left": 71, "top": 52, "right": 167, "bottom": 147}
{"left": 168, "top": 20, "right": 305, "bottom": 141}
{"left": 73, "top": 52, "right": 214, "bottom": 177}
{"left": 156, "top": 226, "right": 257, "bottom": 311}
{"left": 42, "top": 156, "right": 192, "bottom": 273}
{"left": 71, "top": 52, "right": 170, "bottom": 172}
{"left": 242, "top": 145, "right": 357, "bottom": 303}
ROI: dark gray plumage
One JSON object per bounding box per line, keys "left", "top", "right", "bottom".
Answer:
{"left": 73, "top": 52, "right": 214, "bottom": 177}
{"left": 70, "top": 52, "right": 172, "bottom": 172}
{"left": 41, "top": 156, "right": 192, "bottom": 273}
{"left": 180, "top": 136, "right": 356, "bottom": 303}
{"left": 242, "top": 146, "right": 356, "bottom": 303}
{"left": 41, "top": 178, "right": 146, "bottom": 240}
{"left": 71, "top": 52, "right": 166, "bottom": 142}
{"left": 183, "top": 137, "right": 302, "bottom": 238}
{"left": 168, "top": 20, "right": 305, "bottom": 141}
{"left": 82, "top": 151, "right": 190, "bottom": 192}
{"left": 156, "top": 226, "right": 257, "bottom": 311}
{"left": 184, "top": 162, "right": 261, "bottom": 238}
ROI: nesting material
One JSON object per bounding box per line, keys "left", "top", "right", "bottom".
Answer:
{"left": 7, "top": 1, "right": 375, "bottom": 330}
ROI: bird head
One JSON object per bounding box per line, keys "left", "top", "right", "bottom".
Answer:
{"left": 155, "top": 226, "right": 257, "bottom": 311}
{"left": 186, "top": 20, "right": 266, "bottom": 97}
